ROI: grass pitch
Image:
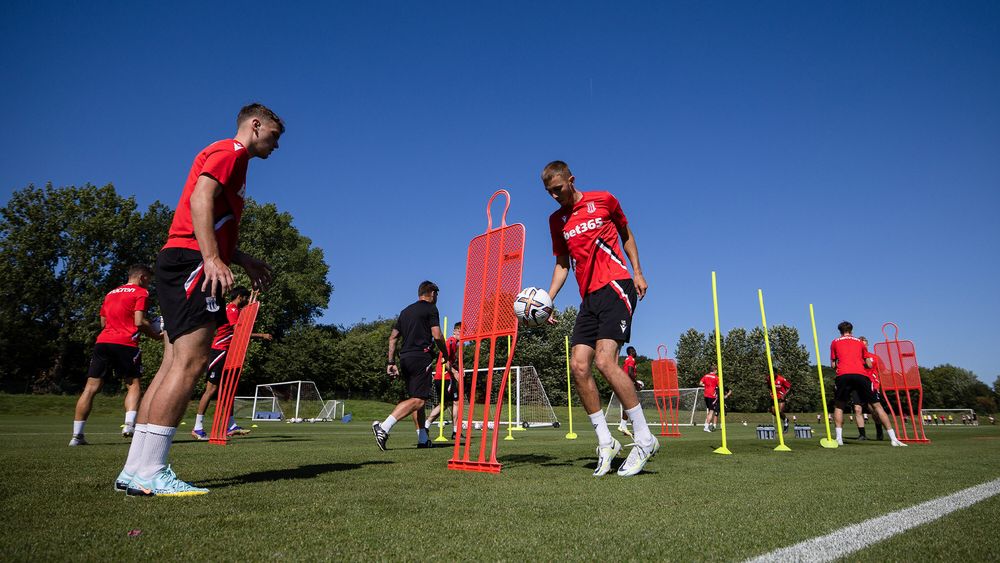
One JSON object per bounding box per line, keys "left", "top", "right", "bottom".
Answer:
{"left": 1, "top": 394, "right": 998, "bottom": 561}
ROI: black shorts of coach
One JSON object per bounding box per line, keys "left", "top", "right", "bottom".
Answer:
{"left": 88, "top": 343, "right": 142, "bottom": 381}
{"left": 206, "top": 348, "right": 227, "bottom": 385}
{"left": 834, "top": 374, "right": 876, "bottom": 406}
{"left": 156, "top": 247, "right": 228, "bottom": 340}
{"left": 571, "top": 278, "right": 638, "bottom": 348}
{"left": 400, "top": 353, "right": 435, "bottom": 400}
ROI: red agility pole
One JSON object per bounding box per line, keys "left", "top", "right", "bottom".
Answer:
{"left": 449, "top": 190, "right": 524, "bottom": 474}
{"left": 873, "top": 322, "right": 929, "bottom": 444}
{"left": 651, "top": 344, "right": 681, "bottom": 437}
{"left": 209, "top": 294, "right": 261, "bottom": 445}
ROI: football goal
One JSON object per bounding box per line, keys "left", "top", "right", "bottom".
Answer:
{"left": 430, "top": 365, "right": 559, "bottom": 428}
{"left": 252, "top": 380, "right": 332, "bottom": 422}
{"left": 604, "top": 387, "right": 705, "bottom": 427}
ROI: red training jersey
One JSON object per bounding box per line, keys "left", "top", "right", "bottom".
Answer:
{"left": 864, "top": 350, "right": 882, "bottom": 390}
{"left": 549, "top": 191, "right": 630, "bottom": 298}
{"left": 830, "top": 335, "right": 868, "bottom": 376}
{"left": 96, "top": 284, "right": 149, "bottom": 347}
{"left": 435, "top": 335, "right": 461, "bottom": 381}
{"left": 700, "top": 372, "right": 719, "bottom": 399}
{"left": 623, "top": 356, "right": 637, "bottom": 380}
{"left": 211, "top": 303, "right": 242, "bottom": 351}
{"left": 163, "top": 139, "right": 250, "bottom": 265}
{"left": 772, "top": 374, "right": 791, "bottom": 399}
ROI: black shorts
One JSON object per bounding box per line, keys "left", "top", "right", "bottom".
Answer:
{"left": 444, "top": 375, "right": 460, "bottom": 402}
{"left": 704, "top": 396, "right": 720, "bottom": 414}
{"left": 206, "top": 348, "right": 227, "bottom": 385}
{"left": 571, "top": 279, "right": 637, "bottom": 348}
{"left": 400, "top": 354, "right": 435, "bottom": 399}
{"left": 88, "top": 343, "right": 142, "bottom": 380}
{"left": 155, "top": 248, "right": 228, "bottom": 340}
{"left": 834, "top": 374, "right": 875, "bottom": 406}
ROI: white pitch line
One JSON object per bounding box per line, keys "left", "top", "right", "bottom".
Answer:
{"left": 746, "top": 477, "right": 1000, "bottom": 563}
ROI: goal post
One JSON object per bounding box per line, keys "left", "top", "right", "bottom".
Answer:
{"left": 456, "top": 365, "right": 559, "bottom": 428}
{"left": 252, "top": 380, "right": 329, "bottom": 422}
{"left": 605, "top": 388, "right": 705, "bottom": 427}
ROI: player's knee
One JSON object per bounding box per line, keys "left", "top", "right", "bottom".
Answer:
{"left": 594, "top": 354, "right": 618, "bottom": 375}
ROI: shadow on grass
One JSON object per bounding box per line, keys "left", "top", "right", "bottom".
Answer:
{"left": 199, "top": 461, "right": 393, "bottom": 489}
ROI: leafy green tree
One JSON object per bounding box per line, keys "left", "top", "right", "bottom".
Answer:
{"left": 675, "top": 329, "right": 709, "bottom": 388}
{"left": 0, "top": 183, "right": 169, "bottom": 392}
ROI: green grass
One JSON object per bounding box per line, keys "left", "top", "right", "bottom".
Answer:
{"left": 1, "top": 395, "right": 998, "bottom": 561}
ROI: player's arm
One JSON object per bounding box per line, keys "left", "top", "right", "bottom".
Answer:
{"left": 431, "top": 325, "right": 449, "bottom": 367}
{"left": 386, "top": 327, "right": 400, "bottom": 376}
{"left": 618, "top": 224, "right": 647, "bottom": 300}
{"left": 546, "top": 255, "right": 571, "bottom": 324}
{"left": 134, "top": 310, "right": 163, "bottom": 340}
{"left": 250, "top": 333, "right": 273, "bottom": 341}
{"left": 191, "top": 175, "right": 234, "bottom": 298}
{"left": 233, "top": 249, "right": 272, "bottom": 292}
{"left": 100, "top": 315, "right": 107, "bottom": 329}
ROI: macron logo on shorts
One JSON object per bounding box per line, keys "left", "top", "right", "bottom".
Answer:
{"left": 620, "top": 320, "right": 627, "bottom": 333}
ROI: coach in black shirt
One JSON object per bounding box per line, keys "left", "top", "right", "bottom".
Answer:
{"left": 372, "top": 281, "right": 449, "bottom": 450}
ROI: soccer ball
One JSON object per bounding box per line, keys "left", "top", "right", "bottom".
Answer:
{"left": 513, "top": 287, "right": 553, "bottom": 328}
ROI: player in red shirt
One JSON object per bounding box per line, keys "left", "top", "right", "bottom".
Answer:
{"left": 859, "top": 336, "right": 893, "bottom": 441}
{"left": 769, "top": 372, "right": 792, "bottom": 432}
{"left": 616, "top": 346, "right": 643, "bottom": 437}
{"left": 423, "top": 321, "right": 462, "bottom": 441}
{"left": 542, "top": 161, "right": 656, "bottom": 477}
{"left": 830, "top": 321, "right": 906, "bottom": 447}
{"left": 118, "top": 104, "right": 283, "bottom": 497}
{"left": 189, "top": 287, "right": 271, "bottom": 440}
{"left": 699, "top": 366, "right": 730, "bottom": 432}
{"left": 71, "top": 265, "right": 162, "bottom": 446}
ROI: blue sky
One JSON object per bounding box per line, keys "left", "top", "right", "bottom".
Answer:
{"left": 2, "top": 2, "right": 998, "bottom": 383}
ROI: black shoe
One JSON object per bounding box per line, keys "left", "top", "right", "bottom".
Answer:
{"left": 417, "top": 440, "right": 434, "bottom": 449}
{"left": 450, "top": 431, "right": 457, "bottom": 441}
{"left": 372, "top": 421, "right": 389, "bottom": 451}
{"left": 857, "top": 435, "right": 867, "bottom": 441}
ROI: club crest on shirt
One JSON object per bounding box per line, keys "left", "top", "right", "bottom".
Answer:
{"left": 587, "top": 202, "right": 596, "bottom": 214}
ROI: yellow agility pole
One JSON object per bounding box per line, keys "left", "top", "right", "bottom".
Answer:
{"left": 434, "top": 317, "right": 449, "bottom": 442}
{"left": 759, "top": 290, "right": 791, "bottom": 452}
{"left": 811, "top": 304, "right": 838, "bottom": 449}
{"left": 505, "top": 335, "right": 514, "bottom": 441}
{"left": 564, "top": 335, "right": 577, "bottom": 439}
{"left": 712, "top": 272, "right": 732, "bottom": 455}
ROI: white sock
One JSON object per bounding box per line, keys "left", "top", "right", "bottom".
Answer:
{"left": 835, "top": 427, "right": 843, "bottom": 442}
{"left": 228, "top": 415, "right": 237, "bottom": 429}
{"left": 124, "top": 411, "right": 137, "bottom": 428}
{"left": 123, "top": 424, "right": 148, "bottom": 475}
{"left": 887, "top": 429, "right": 898, "bottom": 442}
{"left": 138, "top": 424, "right": 176, "bottom": 479}
{"left": 588, "top": 411, "right": 613, "bottom": 447}
{"left": 382, "top": 415, "right": 398, "bottom": 433}
{"left": 425, "top": 419, "right": 433, "bottom": 429}
{"left": 624, "top": 405, "right": 654, "bottom": 447}
{"left": 193, "top": 414, "right": 205, "bottom": 431}
{"left": 418, "top": 428, "right": 428, "bottom": 443}
{"left": 73, "top": 420, "right": 85, "bottom": 436}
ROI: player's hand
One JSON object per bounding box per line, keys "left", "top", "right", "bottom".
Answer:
{"left": 547, "top": 308, "right": 559, "bottom": 325}
{"left": 387, "top": 364, "right": 399, "bottom": 378}
{"left": 634, "top": 272, "right": 648, "bottom": 300}
{"left": 240, "top": 254, "right": 273, "bottom": 291}
{"left": 261, "top": 333, "right": 273, "bottom": 341}
{"left": 201, "top": 256, "right": 235, "bottom": 299}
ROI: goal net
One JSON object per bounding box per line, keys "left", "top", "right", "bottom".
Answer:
{"left": 921, "top": 408, "right": 976, "bottom": 426}
{"left": 604, "top": 387, "right": 705, "bottom": 426}
{"left": 233, "top": 396, "right": 264, "bottom": 420}
{"left": 317, "top": 400, "right": 345, "bottom": 421}
{"left": 443, "top": 365, "right": 559, "bottom": 428}
{"left": 252, "top": 380, "right": 327, "bottom": 422}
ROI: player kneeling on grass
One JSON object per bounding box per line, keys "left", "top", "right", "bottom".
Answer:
{"left": 71, "top": 264, "right": 163, "bottom": 446}
{"left": 190, "top": 286, "right": 272, "bottom": 440}
{"left": 830, "top": 321, "right": 906, "bottom": 447}
{"left": 542, "top": 160, "right": 658, "bottom": 477}
{"left": 374, "top": 281, "right": 450, "bottom": 450}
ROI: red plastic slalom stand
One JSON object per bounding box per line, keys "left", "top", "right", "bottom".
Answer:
{"left": 873, "top": 322, "right": 929, "bottom": 444}
{"left": 449, "top": 190, "right": 525, "bottom": 473}
{"left": 209, "top": 295, "right": 261, "bottom": 445}
{"left": 652, "top": 344, "right": 681, "bottom": 437}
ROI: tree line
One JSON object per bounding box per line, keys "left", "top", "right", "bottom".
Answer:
{"left": 2, "top": 183, "right": 997, "bottom": 413}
